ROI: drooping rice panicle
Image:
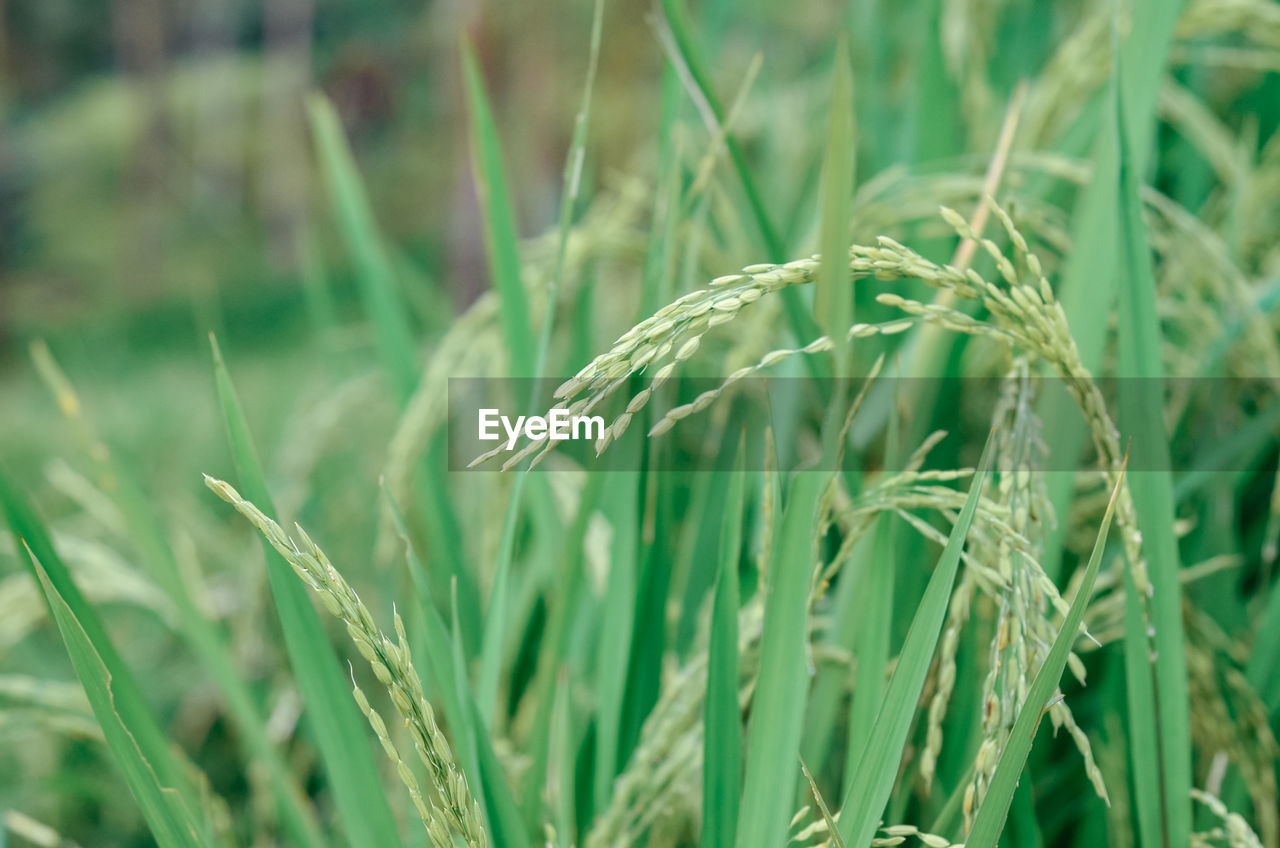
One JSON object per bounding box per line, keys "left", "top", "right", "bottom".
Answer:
{"left": 204, "top": 475, "right": 486, "bottom": 847}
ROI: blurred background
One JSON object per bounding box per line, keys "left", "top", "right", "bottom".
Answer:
{"left": 0, "top": 0, "right": 677, "bottom": 495}
{"left": 0, "top": 0, "right": 1130, "bottom": 367}
{"left": 0, "top": 0, "right": 660, "bottom": 346}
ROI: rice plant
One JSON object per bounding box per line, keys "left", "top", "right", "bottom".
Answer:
{"left": 2, "top": 0, "right": 1280, "bottom": 846}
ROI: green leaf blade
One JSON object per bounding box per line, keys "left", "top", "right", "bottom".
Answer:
{"left": 815, "top": 37, "right": 856, "bottom": 360}
{"left": 702, "top": 454, "right": 746, "bottom": 848}
{"left": 967, "top": 473, "right": 1124, "bottom": 847}
{"left": 461, "top": 39, "right": 536, "bottom": 376}
{"left": 307, "top": 95, "right": 420, "bottom": 403}
{"left": 836, "top": 434, "right": 995, "bottom": 848}
{"left": 209, "top": 337, "right": 404, "bottom": 848}
{"left": 1114, "top": 50, "right": 1192, "bottom": 848}
{"left": 27, "top": 546, "right": 210, "bottom": 848}
{"left": 735, "top": 470, "right": 826, "bottom": 848}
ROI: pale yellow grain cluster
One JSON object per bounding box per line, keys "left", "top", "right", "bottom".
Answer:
{"left": 1192, "top": 788, "right": 1266, "bottom": 848}
{"left": 203, "top": 475, "right": 486, "bottom": 848}
{"left": 470, "top": 255, "right": 822, "bottom": 470}
{"left": 945, "top": 362, "right": 1106, "bottom": 830}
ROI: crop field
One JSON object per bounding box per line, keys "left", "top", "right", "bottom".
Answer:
{"left": 2, "top": 0, "right": 1280, "bottom": 846}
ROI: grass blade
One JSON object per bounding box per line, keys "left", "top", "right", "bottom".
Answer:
{"left": 27, "top": 340, "right": 327, "bottom": 848}
{"left": 551, "top": 669, "right": 576, "bottom": 848}
{"left": 309, "top": 92, "right": 478, "bottom": 656}
{"left": 801, "top": 757, "right": 845, "bottom": 848}
{"left": 310, "top": 91, "right": 480, "bottom": 657}
{"left": 0, "top": 475, "right": 210, "bottom": 847}
{"left": 307, "top": 94, "right": 419, "bottom": 402}
{"left": 27, "top": 547, "right": 210, "bottom": 848}
{"left": 618, "top": 467, "right": 674, "bottom": 761}
{"left": 537, "top": 0, "right": 604, "bottom": 374}
{"left": 209, "top": 336, "right": 404, "bottom": 848}
{"left": 735, "top": 470, "right": 827, "bottom": 848}
{"left": 836, "top": 433, "right": 995, "bottom": 848}
{"left": 967, "top": 470, "right": 1124, "bottom": 847}
{"left": 657, "top": 0, "right": 824, "bottom": 358}
{"left": 593, "top": 466, "right": 643, "bottom": 811}
{"left": 843, "top": 506, "right": 897, "bottom": 790}
{"left": 1114, "top": 46, "right": 1192, "bottom": 846}
{"left": 385, "top": 486, "right": 529, "bottom": 848}
{"left": 815, "top": 37, "right": 856, "bottom": 367}
{"left": 477, "top": 0, "right": 602, "bottom": 721}
{"left": 518, "top": 473, "right": 606, "bottom": 821}
{"left": 469, "top": 693, "right": 532, "bottom": 848}
{"left": 1038, "top": 0, "right": 1187, "bottom": 583}
{"left": 701, "top": 447, "right": 746, "bottom": 848}
{"left": 460, "top": 38, "right": 535, "bottom": 375}
{"left": 1123, "top": 548, "right": 1166, "bottom": 848}
{"left": 657, "top": 0, "right": 781, "bottom": 260}
{"left": 843, "top": 381, "right": 900, "bottom": 789}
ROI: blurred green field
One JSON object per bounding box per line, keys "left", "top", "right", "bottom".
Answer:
{"left": 3, "top": 0, "right": 1280, "bottom": 846}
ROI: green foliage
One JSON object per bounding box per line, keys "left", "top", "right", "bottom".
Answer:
{"left": 968, "top": 470, "right": 1123, "bottom": 847}
{"left": 1, "top": 477, "right": 212, "bottom": 847}
{"left": 308, "top": 96, "right": 421, "bottom": 404}
{"left": 837, "top": 436, "right": 992, "bottom": 848}
{"left": 210, "top": 337, "right": 404, "bottom": 848}
{"left": 737, "top": 470, "right": 825, "bottom": 848}
{"left": 461, "top": 38, "right": 537, "bottom": 378}
{"left": 1114, "top": 54, "right": 1193, "bottom": 847}
{"left": 702, "top": 446, "right": 745, "bottom": 848}
{"left": 3, "top": 2, "right": 1279, "bottom": 847}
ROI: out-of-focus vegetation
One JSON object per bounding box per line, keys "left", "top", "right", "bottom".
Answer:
{"left": 0, "top": 0, "right": 655, "bottom": 338}
{"left": 2, "top": 0, "right": 1280, "bottom": 846}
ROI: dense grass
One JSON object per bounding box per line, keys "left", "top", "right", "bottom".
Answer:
{"left": 3, "top": 1, "right": 1280, "bottom": 847}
